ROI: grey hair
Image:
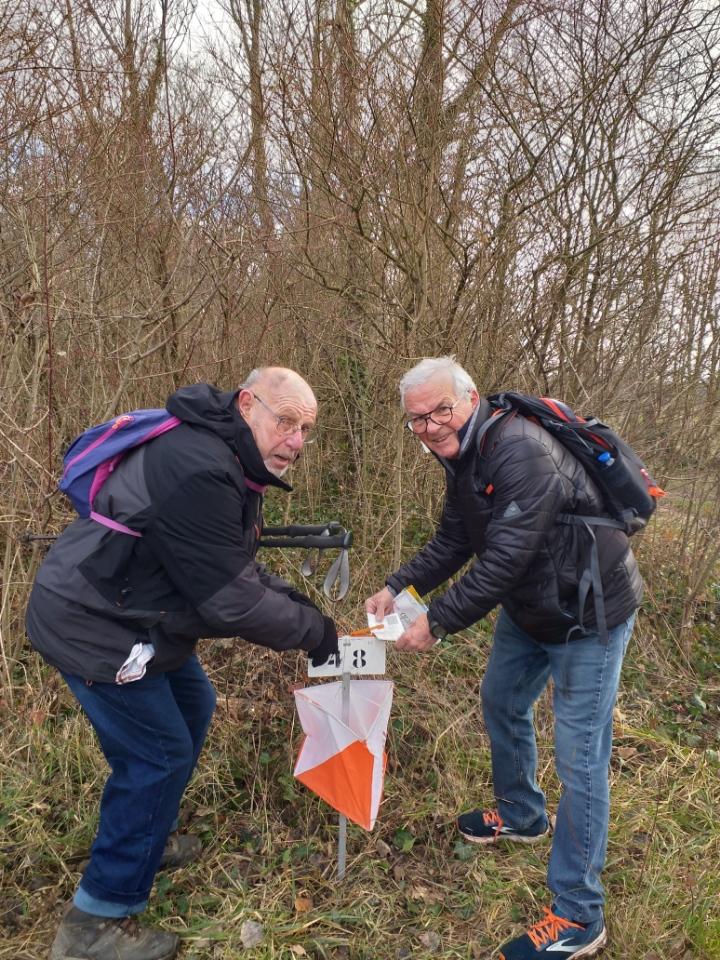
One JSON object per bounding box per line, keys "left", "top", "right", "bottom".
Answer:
{"left": 399, "top": 356, "right": 477, "bottom": 405}
{"left": 238, "top": 368, "right": 295, "bottom": 392}
{"left": 238, "top": 368, "right": 264, "bottom": 390}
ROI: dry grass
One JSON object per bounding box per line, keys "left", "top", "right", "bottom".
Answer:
{"left": 1, "top": 598, "right": 718, "bottom": 960}
{"left": 1, "top": 394, "right": 718, "bottom": 958}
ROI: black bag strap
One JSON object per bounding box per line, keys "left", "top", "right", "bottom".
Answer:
{"left": 559, "top": 515, "right": 626, "bottom": 643}
{"left": 475, "top": 407, "right": 510, "bottom": 448}
{"left": 471, "top": 408, "right": 512, "bottom": 492}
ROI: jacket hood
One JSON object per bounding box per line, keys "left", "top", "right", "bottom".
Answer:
{"left": 458, "top": 398, "right": 492, "bottom": 457}
{"left": 166, "top": 383, "right": 292, "bottom": 491}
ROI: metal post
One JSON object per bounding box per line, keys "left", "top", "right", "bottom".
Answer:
{"left": 337, "top": 669, "right": 351, "bottom": 880}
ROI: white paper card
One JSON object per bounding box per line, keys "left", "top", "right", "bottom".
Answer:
{"left": 367, "top": 612, "right": 403, "bottom": 641}
{"left": 307, "top": 633, "right": 386, "bottom": 677}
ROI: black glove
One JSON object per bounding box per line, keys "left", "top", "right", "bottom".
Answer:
{"left": 310, "top": 616, "right": 340, "bottom": 667}
{"left": 289, "top": 589, "right": 320, "bottom": 613}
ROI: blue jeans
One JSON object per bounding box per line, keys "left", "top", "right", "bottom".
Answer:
{"left": 481, "top": 609, "right": 635, "bottom": 924}
{"left": 62, "top": 655, "right": 216, "bottom": 917}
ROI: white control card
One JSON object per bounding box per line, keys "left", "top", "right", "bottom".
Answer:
{"left": 366, "top": 612, "right": 403, "bottom": 640}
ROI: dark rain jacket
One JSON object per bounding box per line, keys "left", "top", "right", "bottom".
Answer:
{"left": 387, "top": 399, "right": 643, "bottom": 643}
{"left": 26, "top": 384, "right": 326, "bottom": 681}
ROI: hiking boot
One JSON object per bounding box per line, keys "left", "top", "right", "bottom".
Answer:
{"left": 498, "top": 907, "right": 607, "bottom": 959}
{"left": 457, "top": 808, "right": 552, "bottom": 844}
{"left": 78, "top": 831, "right": 202, "bottom": 874}
{"left": 49, "top": 905, "right": 178, "bottom": 960}
{"left": 159, "top": 831, "right": 202, "bottom": 869}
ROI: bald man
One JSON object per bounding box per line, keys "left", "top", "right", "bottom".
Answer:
{"left": 28, "top": 370, "right": 339, "bottom": 960}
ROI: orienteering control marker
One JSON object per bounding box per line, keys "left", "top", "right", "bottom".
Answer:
{"left": 300, "top": 624, "right": 397, "bottom": 879}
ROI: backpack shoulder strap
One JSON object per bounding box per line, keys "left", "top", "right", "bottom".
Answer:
{"left": 471, "top": 406, "right": 513, "bottom": 494}
{"left": 475, "top": 406, "right": 512, "bottom": 455}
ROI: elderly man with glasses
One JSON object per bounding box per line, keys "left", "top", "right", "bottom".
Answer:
{"left": 366, "top": 357, "right": 642, "bottom": 960}
{"left": 28, "top": 367, "right": 339, "bottom": 960}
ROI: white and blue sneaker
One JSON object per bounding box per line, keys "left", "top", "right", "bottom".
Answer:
{"left": 499, "top": 907, "right": 607, "bottom": 959}
{"left": 457, "top": 808, "right": 552, "bottom": 844}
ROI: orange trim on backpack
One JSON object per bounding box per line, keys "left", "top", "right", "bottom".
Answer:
{"left": 540, "top": 398, "right": 613, "bottom": 449}
{"left": 641, "top": 468, "right": 666, "bottom": 498}
{"left": 540, "top": 397, "right": 574, "bottom": 422}
{"left": 587, "top": 431, "right": 612, "bottom": 449}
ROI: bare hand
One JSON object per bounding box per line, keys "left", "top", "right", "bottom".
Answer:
{"left": 395, "top": 614, "right": 438, "bottom": 652}
{"left": 365, "top": 587, "right": 395, "bottom": 620}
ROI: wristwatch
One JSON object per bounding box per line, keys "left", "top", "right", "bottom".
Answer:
{"left": 428, "top": 618, "right": 448, "bottom": 641}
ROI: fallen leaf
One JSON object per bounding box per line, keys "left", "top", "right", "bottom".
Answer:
{"left": 294, "top": 895, "right": 313, "bottom": 913}
{"left": 289, "top": 946, "right": 308, "bottom": 957}
{"left": 375, "top": 838, "right": 392, "bottom": 858}
{"left": 617, "top": 746, "right": 638, "bottom": 760}
{"left": 409, "top": 884, "right": 440, "bottom": 904}
{"left": 419, "top": 930, "right": 441, "bottom": 951}
{"left": 27, "top": 875, "right": 53, "bottom": 892}
{"left": 0, "top": 899, "right": 23, "bottom": 930}
{"left": 240, "top": 919, "right": 264, "bottom": 949}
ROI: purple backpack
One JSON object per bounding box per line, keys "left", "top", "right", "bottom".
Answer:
{"left": 59, "top": 409, "right": 181, "bottom": 537}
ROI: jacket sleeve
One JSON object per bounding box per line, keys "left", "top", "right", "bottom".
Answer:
{"left": 143, "top": 469, "right": 324, "bottom": 652}
{"left": 255, "top": 562, "right": 296, "bottom": 596}
{"left": 386, "top": 487, "right": 473, "bottom": 596}
{"left": 428, "top": 435, "right": 569, "bottom": 634}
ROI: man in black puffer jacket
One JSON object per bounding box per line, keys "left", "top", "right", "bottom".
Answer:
{"left": 28, "top": 367, "right": 338, "bottom": 960}
{"left": 366, "top": 357, "right": 642, "bottom": 960}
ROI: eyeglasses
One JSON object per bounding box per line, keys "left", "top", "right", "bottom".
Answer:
{"left": 406, "top": 401, "right": 459, "bottom": 434}
{"left": 252, "top": 393, "right": 316, "bottom": 443}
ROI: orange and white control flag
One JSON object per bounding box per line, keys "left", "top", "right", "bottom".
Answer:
{"left": 293, "top": 679, "right": 393, "bottom": 830}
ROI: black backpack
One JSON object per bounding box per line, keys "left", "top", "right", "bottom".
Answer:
{"left": 476, "top": 392, "right": 664, "bottom": 640}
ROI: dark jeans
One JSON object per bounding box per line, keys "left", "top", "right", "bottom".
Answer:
{"left": 62, "top": 655, "right": 216, "bottom": 917}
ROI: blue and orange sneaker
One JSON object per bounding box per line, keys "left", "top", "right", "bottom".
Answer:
{"left": 498, "top": 907, "right": 607, "bottom": 958}
{"left": 457, "top": 808, "right": 551, "bottom": 844}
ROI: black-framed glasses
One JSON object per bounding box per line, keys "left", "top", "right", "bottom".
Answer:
{"left": 405, "top": 401, "right": 458, "bottom": 434}
{"left": 252, "top": 393, "right": 316, "bottom": 442}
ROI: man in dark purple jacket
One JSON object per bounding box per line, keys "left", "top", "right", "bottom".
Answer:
{"left": 28, "top": 367, "right": 338, "bottom": 960}
{"left": 367, "top": 357, "right": 642, "bottom": 960}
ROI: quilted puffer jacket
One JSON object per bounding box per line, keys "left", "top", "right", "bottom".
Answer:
{"left": 387, "top": 399, "right": 643, "bottom": 642}
{"left": 26, "top": 384, "right": 326, "bottom": 681}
